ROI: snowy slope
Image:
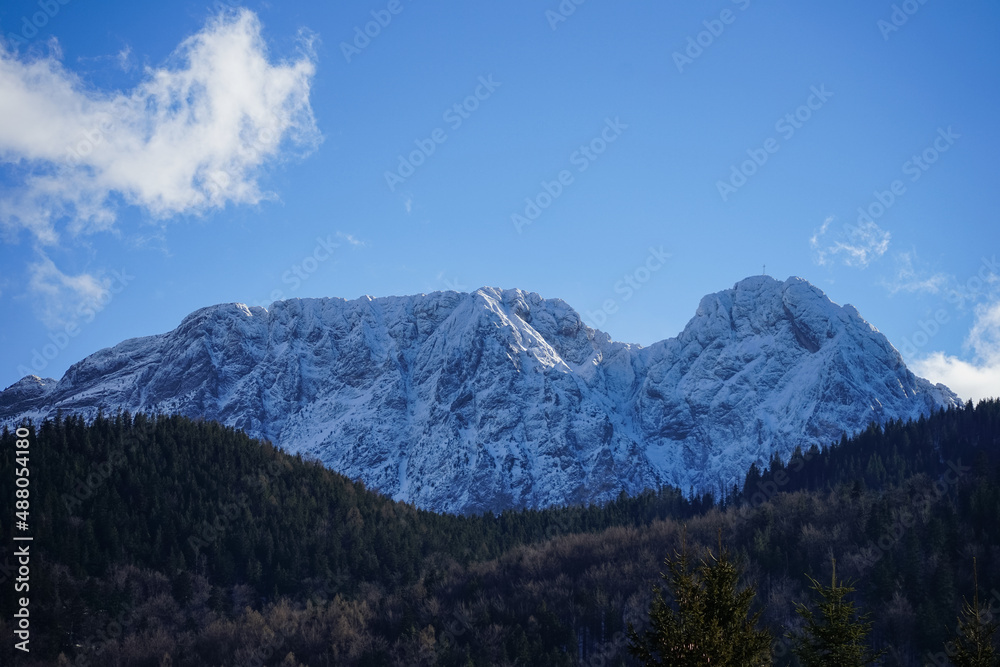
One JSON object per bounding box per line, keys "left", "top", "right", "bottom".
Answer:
{"left": 0, "top": 276, "right": 958, "bottom": 513}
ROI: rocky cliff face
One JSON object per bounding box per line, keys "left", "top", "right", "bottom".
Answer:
{"left": 1, "top": 276, "right": 958, "bottom": 513}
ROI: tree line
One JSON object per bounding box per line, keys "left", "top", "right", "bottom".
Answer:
{"left": 0, "top": 399, "right": 998, "bottom": 665}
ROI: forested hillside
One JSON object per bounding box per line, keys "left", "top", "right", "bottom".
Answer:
{"left": 2, "top": 401, "right": 999, "bottom": 665}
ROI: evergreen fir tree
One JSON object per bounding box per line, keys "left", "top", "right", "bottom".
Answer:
{"left": 628, "top": 531, "right": 772, "bottom": 666}
{"left": 950, "top": 558, "right": 999, "bottom": 667}
{"left": 790, "top": 557, "right": 885, "bottom": 666}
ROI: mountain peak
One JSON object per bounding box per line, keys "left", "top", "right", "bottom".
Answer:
{"left": 3, "top": 374, "right": 56, "bottom": 394}
{"left": 179, "top": 301, "right": 267, "bottom": 324}
{"left": 0, "top": 278, "right": 958, "bottom": 512}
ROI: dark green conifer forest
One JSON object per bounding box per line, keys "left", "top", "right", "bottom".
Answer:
{"left": 2, "top": 400, "right": 999, "bottom": 665}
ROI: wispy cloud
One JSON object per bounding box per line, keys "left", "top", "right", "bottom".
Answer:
{"left": 882, "top": 251, "right": 951, "bottom": 296}
{"left": 0, "top": 8, "right": 320, "bottom": 245}
{"left": 27, "top": 254, "right": 111, "bottom": 329}
{"left": 116, "top": 45, "right": 133, "bottom": 72}
{"left": 808, "top": 215, "right": 834, "bottom": 250}
{"left": 336, "top": 232, "right": 366, "bottom": 247}
{"left": 911, "top": 299, "right": 1000, "bottom": 402}
{"left": 810, "top": 216, "right": 890, "bottom": 268}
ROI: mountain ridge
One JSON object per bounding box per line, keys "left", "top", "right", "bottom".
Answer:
{"left": 1, "top": 275, "right": 958, "bottom": 513}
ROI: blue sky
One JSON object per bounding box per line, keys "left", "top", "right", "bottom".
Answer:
{"left": 0, "top": 0, "right": 998, "bottom": 401}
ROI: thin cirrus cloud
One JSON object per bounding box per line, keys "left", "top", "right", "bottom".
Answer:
{"left": 27, "top": 254, "right": 112, "bottom": 329}
{"left": 336, "top": 232, "right": 366, "bottom": 247}
{"left": 0, "top": 8, "right": 320, "bottom": 246}
{"left": 882, "top": 251, "right": 952, "bottom": 296}
{"left": 912, "top": 300, "right": 1000, "bottom": 403}
{"left": 809, "top": 215, "right": 891, "bottom": 268}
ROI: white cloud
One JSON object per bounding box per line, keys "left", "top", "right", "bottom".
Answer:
{"left": 116, "top": 45, "right": 133, "bottom": 72}
{"left": 882, "top": 251, "right": 951, "bottom": 296}
{"left": 911, "top": 300, "right": 1000, "bottom": 403}
{"left": 336, "top": 232, "right": 366, "bottom": 247}
{"left": 27, "top": 254, "right": 111, "bottom": 329}
{"left": 0, "top": 8, "right": 319, "bottom": 244}
{"left": 810, "top": 216, "right": 890, "bottom": 268}
{"left": 808, "top": 215, "right": 834, "bottom": 250}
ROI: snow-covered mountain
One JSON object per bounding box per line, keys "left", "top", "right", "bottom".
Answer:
{"left": 1, "top": 276, "right": 958, "bottom": 513}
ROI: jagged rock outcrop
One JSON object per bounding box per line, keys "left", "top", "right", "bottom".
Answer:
{"left": 1, "top": 276, "right": 958, "bottom": 513}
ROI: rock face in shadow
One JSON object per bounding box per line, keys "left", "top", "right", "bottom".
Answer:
{"left": 1, "top": 277, "right": 958, "bottom": 514}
